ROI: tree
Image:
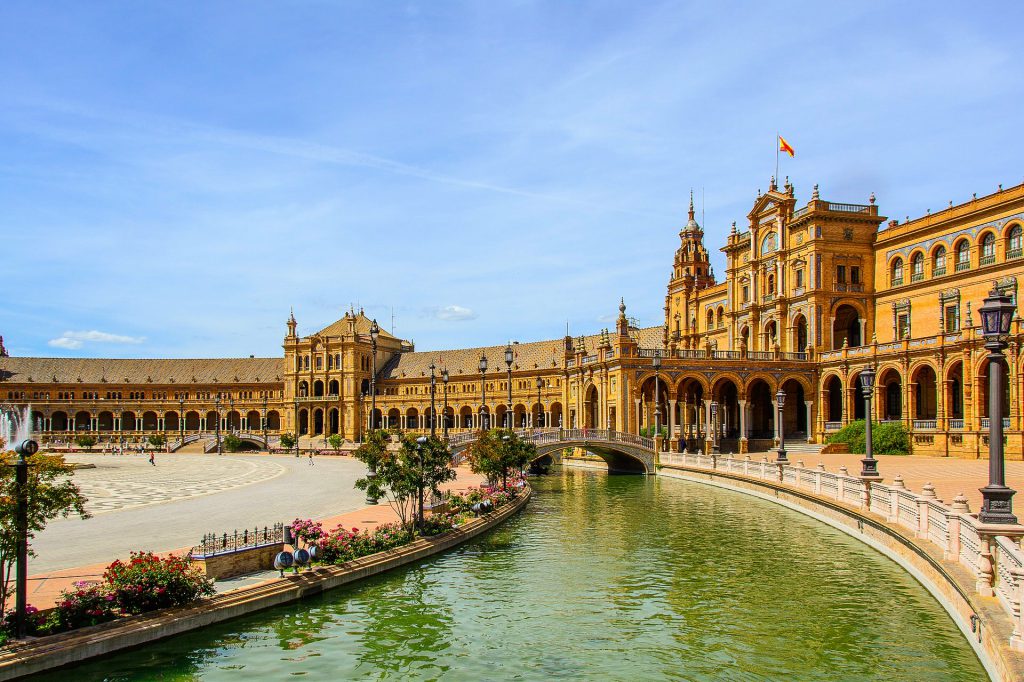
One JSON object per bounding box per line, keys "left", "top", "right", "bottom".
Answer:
{"left": 353, "top": 430, "right": 416, "bottom": 528}
{"left": 327, "top": 434, "right": 343, "bottom": 453}
{"left": 401, "top": 434, "right": 457, "bottom": 530}
{"left": 465, "top": 429, "right": 534, "bottom": 488}
{"left": 0, "top": 451, "right": 89, "bottom": 620}
{"left": 279, "top": 432, "right": 297, "bottom": 450}
{"left": 147, "top": 434, "right": 166, "bottom": 450}
{"left": 73, "top": 434, "right": 96, "bottom": 450}
{"left": 223, "top": 434, "right": 242, "bottom": 452}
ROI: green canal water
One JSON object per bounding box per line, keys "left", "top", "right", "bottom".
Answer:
{"left": 55, "top": 469, "right": 987, "bottom": 681}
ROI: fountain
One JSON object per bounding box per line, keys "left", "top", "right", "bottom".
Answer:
{"left": 0, "top": 403, "right": 33, "bottom": 451}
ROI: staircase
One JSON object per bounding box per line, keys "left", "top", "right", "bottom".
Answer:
{"left": 781, "top": 440, "right": 825, "bottom": 458}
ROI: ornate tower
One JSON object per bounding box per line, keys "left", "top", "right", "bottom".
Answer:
{"left": 667, "top": 191, "right": 715, "bottom": 346}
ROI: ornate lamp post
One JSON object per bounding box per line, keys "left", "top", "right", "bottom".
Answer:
{"left": 859, "top": 367, "right": 879, "bottom": 477}
{"left": 978, "top": 285, "right": 1017, "bottom": 524}
{"left": 504, "top": 343, "right": 514, "bottom": 429}
{"left": 262, "top": 394, "right": 269, "bottom": 450}
{"left": 10, "top": 438, "right": 38, "bottom": 638}
{"left": 369, "top": 319, "right": 379, "bottom": 433}
{"left": 479, "top": 353, "right": 488, "bottom": 431}
{"left": 179, "top": 396, "right": 185, "bottom": 446}
{"left": 441, "top": 368, "right": 449, "bottom": 439}
{"left": 214, "top": 393, "right": 222, "bottom": 455}
{"left": 652, "top": 352, "right": 662, "bottom": 439}
{"left": 429, "top": 361, "right": 437, "bottom": 437}
{"left": 711, "top": 401, "right": 720, "bottom": 454}
{"left": 228, "top": 395, "right": 235, "bottom": 435}
{"left": 536, "top": 376, "right": 544, "bottom": 428}
{"left": 775, "top": 388, "right": 788, "bottom": 464}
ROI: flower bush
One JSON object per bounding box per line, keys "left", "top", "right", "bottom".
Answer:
{"left": 1, "top": 604, "right": 54, "bottom": 639}
{"left": 290, "top": 518, "right": 326, "bottom": 545}
{"left": 103, "top": 552, "right": 214, "bottom": 615}
{"left": 54, "top": 582, "right": 120, "bottom": 630}
{"left": 318, "top": 523, "right": 414, "bottom": 564}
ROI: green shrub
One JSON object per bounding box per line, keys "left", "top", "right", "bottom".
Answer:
{"left": 147, "top": 434, "right": 166, "bottom": 449}
{"left": 828, "top": 420, "right": 909, "bottom": 455}
{"left": 223, "top": 434, "right": 242, "bottom": 452}
{"left": 639, "top": 426, "right": 668, "bottom": 438}
{"left": 279, "top": 433, "right": 297, "bottom": 449}
{"left": 74, "top": 434, "right": 97, "bottom": 450}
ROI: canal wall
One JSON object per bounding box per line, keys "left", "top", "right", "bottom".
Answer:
{"left": 657, "top": 462, "right": 1023, "bottom": 682}
{"left": 0, "top": 486, "right": 531, "bottom": 681}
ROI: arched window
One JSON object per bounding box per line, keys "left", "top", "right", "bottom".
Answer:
{"left": 910, "top": 252, "right": 924, "bottom": 282}
{"left": 1009, "top": 225, "right": 1023, "bottom": 259}
{"left": 955, "top": 240, "right": 970, "bottom": 271}
{"left": 767, "top": 274, "right": 776, "bottom": 294}
{"left": 717, "top": 307, "right": 725, "bottom": 328}
{"left": 706, "top": 309, "right": 715, "bottom": 330}
{"left": 981, "top": 233, "right": 996, "bottom": 264}
{"left": 761, "top": 232, "right": 777, "bottom": 255}
{"left": 933, "top": 245, "right": 947, "bottom": 275}
{"left": 891, "top": 257, "right": 904, "bottom": 286}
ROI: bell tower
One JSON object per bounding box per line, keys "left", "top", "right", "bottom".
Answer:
{"left": 666, "top": 191, "right": 715, "bottom": 344}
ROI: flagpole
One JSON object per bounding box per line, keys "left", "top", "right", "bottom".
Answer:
{"left": 775, "top": 132, "right": 779, "bottom": 186}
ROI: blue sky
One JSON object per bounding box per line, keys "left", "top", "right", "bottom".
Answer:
{"left": 2, "top": 1, "right": 1022, "bottom": 358}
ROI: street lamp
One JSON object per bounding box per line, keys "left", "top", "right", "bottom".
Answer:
{"left": 262, "top": 394, "right": 269, "bottom": 451}
{"left": 441, "top": 368, "right": 449, "bottom": 439}
{"left": 652, "top": 352, "right": 662, "bottom": 439}
{"left": 429, "top": 362, "right": 437, "bottom": 438}
{"left": 369, "top": 319, "right": 379, "bottom": 433}
{"left": 504, "top": 343, "right": 514, "bottom": 430}
{"left": 214, "top": 393, "right": 222, "bottom": 455}
{"left": 10, "top": 438, "right": 38, "bottom": 638}
{"left": 536, "top": 376, "right": 544, "bottom": 428}
{"left": 479, "top": 353, "right": 488, "bottom": 431}
{"left": 179, "top": 396, "right": 185, "bottom": 446}
{"left": 978, "top": 285, "right": 1017, "bottom": 524}
{"left": 859, "top": 367, "right": 879, "bottom": 477}
{"left": 775, "top": 388, "right": 788, "bottom": 464}
{"left": 711, "top": 401, "right": 720, "bottom": 454}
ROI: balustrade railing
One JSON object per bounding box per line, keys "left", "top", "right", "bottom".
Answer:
{"left": 824, "top": 421, "right": 842, "bottom": 431}
{"left": 190, "top": 523, "right": 285, "bottom": 558}
{"left": 949, "top": 418, "right": 964, "bottom": 430}
{"left": 980, "top": 418, "right": 1011, "bottom": 429}
{"left": 912, "top": 419, "right": 937, "bottom": 430}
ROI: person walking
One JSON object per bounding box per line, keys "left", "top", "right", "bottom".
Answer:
{"left": 307, "top": 449, "right": 314, "bottom": 466}
{"left": 149, "top": 451, "right": 156, "bottom": 466}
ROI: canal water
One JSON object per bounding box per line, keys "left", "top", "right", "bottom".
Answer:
{"left": 55, "top": 469, "right": 986, "bottom": 681}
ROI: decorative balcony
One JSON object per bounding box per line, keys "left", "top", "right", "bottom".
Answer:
{"left": 762, "top": 293, "right": 775, "bottom": 304}
{"left": 891, "top": 278, "right": 903, "bottom": 287}
{"left": 911, "top": 272, "right": 924, "bottom": 283}
{"left": 980, "top": 254, "right": 996, "bottom": 266}
{"left": 933, "top": 267, "right": 946, "bottom": 276}
{"left": 955, "top": 261, "right": 970, "bottom": 272}
{"left": 1009, "top": 248, "right": 1023, "bottom": 260}
{"left": 949, "top": 419, "right": 964, "bottom": 430}
{"left": 912, "top": 419, "right": 937, "bottom": 430}
{"left": 980, "top": 418, "right": 1011, "bottom": 429}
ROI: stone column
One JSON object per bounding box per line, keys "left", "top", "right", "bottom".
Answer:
{"left": 634, "top": 398, "right": 641, "bottom": 435}
{"left": 668, "top": 399, "right": 677, "bottom": 438}
{"left": 703, "top": 399, "right": 713, "bottom": 452}
{"left": 805, "top": 401, "right": 814, "bottom": 443}
{"left": 737, "top": 399, "right": 748, "bottom": 453}
{"left": 771, "top": 400, "right": 778, "bottom": 439}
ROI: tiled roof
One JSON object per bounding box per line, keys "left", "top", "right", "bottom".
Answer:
{"left": 0, "top": 357, "right": 283, "bottom": 385}
{"left": 378, "top": 326, "right": 664, "bottom": 379}
{"left": 313, "top": 311, "right": 400, "bottom": 341}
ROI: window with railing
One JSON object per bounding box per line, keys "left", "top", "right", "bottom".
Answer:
{"left": 910, "top": 252, "right": 924, "bottom": 282}
{"left": 932, "top": 245, "right": 946, "bottom": 276}
{"left": 955, "top": 240, "right": 970, "bottom": 271}
{"left": 1008, "top": 225, "right": 1022, "bottom": 260}
{"left": 890, "top": 257, "right": 904, "bottom": 286}
{"left": 980, "top": 232, "right": 996, "bottom": 265}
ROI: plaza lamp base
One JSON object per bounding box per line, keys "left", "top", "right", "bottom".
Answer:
{"left": 978, "top": 484, "right": 1018, "bottom": 525}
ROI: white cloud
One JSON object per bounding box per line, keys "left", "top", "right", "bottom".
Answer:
{"left": 48, "top": 336, "right": 82, "bottom": 350}
{"left": 432, "top": 305, "right": 477, "bottom": 322}
{"left": 48, "top": 330, "right": 145, "bottom": 349}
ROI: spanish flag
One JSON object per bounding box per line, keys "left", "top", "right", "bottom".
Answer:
{"left": 778, "top": 135, "right": 795, "bottom": 157}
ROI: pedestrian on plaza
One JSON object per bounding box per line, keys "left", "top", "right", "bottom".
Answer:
{"left": 149, "top": 451, "right": 156, "bottom": 466}
{"left": 308, "top": 450, "right": 314, "bottom": 466}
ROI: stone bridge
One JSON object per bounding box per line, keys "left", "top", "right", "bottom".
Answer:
{"left": 449, "top": 428, "right": 657, "bottom": 474}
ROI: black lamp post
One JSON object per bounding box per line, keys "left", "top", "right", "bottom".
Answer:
{"left": 429, "top": 361, "right": 437, "bottom": 437}
{"left": 504, "top": 343, "right": 514, "bottom": 430}
{"left": 442, "top": 368, "right": 449, "bottom": 439}
{"left": 214, "top": 393, "right": 222, "bottom": 455}
{"left": 179, "top": 397, "right": 185, "bottom": 446}
{"left": 479, "top": 353, "right": 488, "bottom": 431}
{"left": 775, "top": 388, "right": 788, "bottom": 464}
{"left": 10, "top": 438, "right": 38, "bottom": 638}
{"left": 369, "top": 319, "right": 379, "bottom": 433}
{"left": 860, "top": 367, "right": 879, "bottom": 477}
{"left": 536, "top": 376, "right": 544, "bottom": 428}
{"left": 978, "top": 285, "right": 1017, "bottom": 524}
{"left": 711, "top": 401, "right": 720, "bottom": 454}
{"left": 228, "top": 395, "right": 234, "bottom": 435}
{"left": 652, "top": 352, "right": 662, "bottom": 438}
{"left": 262, "top": 394, "right": 268, "bottom": 450}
